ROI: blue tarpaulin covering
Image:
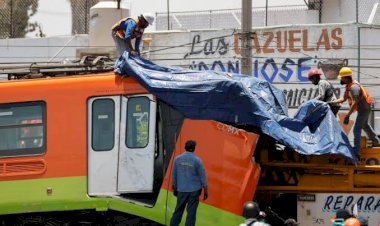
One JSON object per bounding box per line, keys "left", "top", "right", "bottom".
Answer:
{"left": 115, "top": 52, "right": 355, "bottom": 162}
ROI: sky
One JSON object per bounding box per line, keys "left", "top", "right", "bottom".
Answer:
{"left": 28, "top": 0, "right": 305, "bottom": 37}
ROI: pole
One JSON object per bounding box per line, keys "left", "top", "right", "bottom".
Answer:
{"left": 356, "top": 0, "right": 359, "bottom": 23}
{"left": 357, "top": 26, "right": 361, "bottom": 82}
{"left": 10, "top": 0, "right": 13, "bottom": 38}
{"left": 241, "top": 0, "right": 252, "bottom": 75}
{"left": 265, "top": 0, "right": 268, "bottom": 26}
{"left": 356, "top": 0, "right": 360, "bottom": 82}
{"left": 167, "top": 0, "right": 170, "bottom": 30}
{"left": 85, "top": 0, "right": 88, "bottom": 34}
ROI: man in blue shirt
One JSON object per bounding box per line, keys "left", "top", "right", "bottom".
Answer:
{"left": 111, "top": 13, "right": 155, "bottom": 58}
{"left": 170, "top": 140, "right": 208, "bottom": 226}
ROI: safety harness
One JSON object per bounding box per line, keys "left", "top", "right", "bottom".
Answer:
{"left": 112, "top": 17, "right": 145, "bottom": 39}
{"left": 344, "top": 80, "right": 372, "bottom": 111}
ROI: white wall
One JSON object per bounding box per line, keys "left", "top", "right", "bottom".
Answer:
{"left": 322, "top": 0, "right": 380, "bottom": 24}
{"left": 0, "top": 35, "right": 89, "bottom": 63}
{"left": 298, "top": 193, "right": 380, "bottom": 226}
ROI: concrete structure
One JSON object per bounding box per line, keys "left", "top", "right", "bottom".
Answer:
{"left": 0, "top": 35, "right": 89, "bottom": 63}
{"left": 89, "top": 0, "right": 129, "bottom": 47}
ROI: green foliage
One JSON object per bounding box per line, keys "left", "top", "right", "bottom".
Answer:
{"left": 0, "top": 0, "right": 41, "bottom": 38}
{"left": 136, "top": 120, "right": 149, "bottom": 147}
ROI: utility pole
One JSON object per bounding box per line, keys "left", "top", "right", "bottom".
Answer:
{"left": 10, "top": 0, "right": 13, "bottom": 38}
{"left": 241, "top": 0, "right": 252, "bottom": 75}
{"left": 167, "top": 0, "right": 170, "bottom": 30}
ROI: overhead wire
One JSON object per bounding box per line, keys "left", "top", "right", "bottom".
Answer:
{"left": 2, "top": 29, "right": 380, "bottom": 82}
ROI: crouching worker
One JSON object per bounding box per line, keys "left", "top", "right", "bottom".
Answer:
{"left": 111, "top": 13, "right": 155, "bottom": 58}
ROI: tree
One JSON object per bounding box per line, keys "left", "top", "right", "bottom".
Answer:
{"left": 0, "top": 0, "right": 40, "bottom": 38}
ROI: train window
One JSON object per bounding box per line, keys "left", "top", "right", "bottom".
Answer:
{"left": 0, "top": 101, "right": 46, "bottom": 157}
{"left": 92, "top": 99, "right": 115, "bottom": 151}
{"left": 126, "top": 97, "right": 150, "bottom": 148}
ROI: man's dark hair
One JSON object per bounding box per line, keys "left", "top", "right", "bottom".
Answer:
{"left": 185, "top": 140, "right": 197, "bottom": 152}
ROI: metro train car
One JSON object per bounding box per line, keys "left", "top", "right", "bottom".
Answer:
{"left": 0, "top": 71, "right": 260, "bottom": 225}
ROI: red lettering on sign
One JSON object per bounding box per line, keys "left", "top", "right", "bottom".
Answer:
{"left": 263, "top": 32, "right": 275, "bottom": 53}
{"left": 289, "top": 30, "right": 301, "bottom": 52}
{"left": 233, "top": 27, "right": 343, "bottom": 55}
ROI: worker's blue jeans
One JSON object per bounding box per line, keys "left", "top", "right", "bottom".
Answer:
{"left": 170, "top": 190, "right": 201, "bottom": 226}
{"left": 112, "top": 31, "right": 128, "bottom": 58}
{"left": 353, "top": 105, "right": 380, "bottom": 154}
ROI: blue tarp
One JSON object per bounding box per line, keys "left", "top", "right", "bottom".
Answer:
{"left": 115, "top": 52, "right": 355, "bottom": 162}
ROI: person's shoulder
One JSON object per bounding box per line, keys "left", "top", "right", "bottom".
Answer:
{"left": 350, "top": 83, "right": 361, "bottom": 91}
{"left": 253, "top": 222, "right": 271, "bottom": 226}
{"left": 193, "top": 154, "right": 203, "bottom": 163}
{"left": 319, "top": 79, "right": 331, "bottom": 85}
{"left": 175, "top": 153, "right": 185, "bottom": 159}
{"left": 125, "top": 18, "right": 137, "bottom": 25}
{"left": 173, "top": 154, "right": 183, "bottom": 163}
{"left": 352, "top": 83, "right": 360, "bottom": 88}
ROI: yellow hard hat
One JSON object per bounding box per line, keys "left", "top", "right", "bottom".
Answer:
{"left": 338, "top": 67, "right": 353, "bottom": 78}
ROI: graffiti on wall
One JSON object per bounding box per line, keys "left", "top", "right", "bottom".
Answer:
{"left": 252, "top": 56, "right": 315, "bottom": 82}
{"left": 284, "top": 87, "right": 341, "bottom": 108}
{"left": 189, "top": 60, "right": 239, "bottom": 73}
{"left": 182, "top": 27, "right": 344, "bottom": 107}
{"left": 184, "top": 34, "right": 239, "bottom": 73}
{"left": 234, "top": 27, "right": 343, "bottom": 55}
{"left": 323, "top": 195, "right": 380, "bottom": 212}
{"left": 184, "top": 34, "right": 229, "bottom": 59}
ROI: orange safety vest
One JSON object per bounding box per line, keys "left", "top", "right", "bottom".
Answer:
{"left": 344, "top": 80, "right": 372, "bottom": 111}
{"left": 111, "top": 17, "right": 144, "bottom": 39}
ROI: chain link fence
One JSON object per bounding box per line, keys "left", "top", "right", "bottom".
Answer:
{"left": 357, "top": 0, "right": 380, "bottom": 24}
{"left": 1, "top": 0, "right": 380, "bottom": 38}
{"left": 156, "top": 5, "right": 318, "bottom": 31}
{"left": 156, "top": 0, "right": 380, "bottom": 30}
{"left": 70, "top": 0, "right": 99, "bottom": 35}
{"left": 0, "top": 0, "right": 39, "bottom": 39}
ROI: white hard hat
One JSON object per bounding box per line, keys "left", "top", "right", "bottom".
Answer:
{"left": 142, "top": 13, "right": 155, "bottom": 25}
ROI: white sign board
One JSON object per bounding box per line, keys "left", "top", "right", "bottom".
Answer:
{"left": 297, "top": 193, "right": 380, "bottom": 226}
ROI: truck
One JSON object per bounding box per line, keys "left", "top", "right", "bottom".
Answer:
{"left": 0, "top": 55, "right": 379, "bottom": 225}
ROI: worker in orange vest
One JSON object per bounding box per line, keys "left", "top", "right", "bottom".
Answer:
{"left": 343, "top": 217, "right": 361, "bottom": 226}
{"left": 111, "top": 13, "right": 155, "bottom": 58}
{"left": 329, "top": 67, "right": 380, "bottom": 155}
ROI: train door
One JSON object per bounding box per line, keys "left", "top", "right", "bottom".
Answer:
{"left": 87, "top": 95, "right": 156, "bottom": 196}
{"left": 88, "top": 96, "right": 120, "bottom": 196}
{"left": 117, "top": 95, "right": 156, "bottom": 193}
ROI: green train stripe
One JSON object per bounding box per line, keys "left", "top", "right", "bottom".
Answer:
{"left": 0, "top": 176, "right": 244, "bottom": 225}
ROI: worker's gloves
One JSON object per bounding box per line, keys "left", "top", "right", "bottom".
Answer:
{"left": 172, "top": 186, "right": 178, "bottom": 197}
{"left": 203, "top": 189, "right": 208, "bottom": 201}
{"left": 130, "top": 50, "right": 139, "bottom": 56}
{"left": 344, "top": 115, "right": 350, "bottom": 125}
